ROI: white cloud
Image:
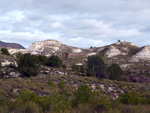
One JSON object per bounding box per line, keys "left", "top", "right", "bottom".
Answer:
{"left": 0, "top": 0, "right": 150, "bottom": 48}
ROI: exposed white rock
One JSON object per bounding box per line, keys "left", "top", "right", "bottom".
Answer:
{"left": 8, "top": 40, "right": 84, "bottom": 56}
{"left": 1, "top": 60, "right": 18, "bottom": 67}
{"left": 91, "top": 84, "right": 96, "bottom": 90}
{"left": 75, "top": 63, "right": 83, "bottom": 66}
{"left": 105, "top": 46, "right": 126, "bottom": 57}
{"left": 116, "top": 41, "right": 136, "bottom": 46}
{"left": 8, "top": 49, "right": 20, "bottom": 54}
{"left": 108, "top": 87, "right": 113, "bottom": 92}
{"left": 8, "top": 49, "right": 29, "bottom": 54}
{"left": 72, "top": 49, "right": 82, "bottom": 53}
{"left": 99, "top": 84, "right": 105, "bottom": 90}
{"left": 28, "top": 40, "right": 83, "bottom": 56}
{"left": 120, "top": 64, "right": 132, "bottom": 68}
{"left": 131, "top": 46, "right": 150, "bottom": 61}
{"left": 28, "top": 40, "right": 62, "bottom": 52}
{"left": 9, "top": 72, "right": 20, "bottom": 78}
{"left": 86, "top": 52, "right": 97, "bottom": 56}
{"left": 97, "top": 47, "right": 104, "bottom": 52}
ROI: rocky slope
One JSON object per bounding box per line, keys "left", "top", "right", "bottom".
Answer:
{"left": 8, "top": 40, "right": 86, "bottom": 56}
{"left": 28, "top": 40, "right": 84, "bottom": 56}
{"left": 0, "top": 41, "right": 25, "bottom": 49}
{"left": 6, "top": 40, "right": 150, "bottom": 64}
{"left": 131, "top": 46, "right": 150, "bottom": 61}
{"left": 91, "top": 41, "right": 139, "bottom": 57}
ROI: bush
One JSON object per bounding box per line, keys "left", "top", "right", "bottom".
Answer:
{"left": 47, "top": 81, "right": 56, "bottom": 87}
{"left": 46, "top": 55, "right": 62, "bottom": 68}
{"left": 1, "top": 48, "right": 10, "bottom": 55}
{"left": 72, "top": 85, "right": 93, "bottom": 107}
{"left": 72, "top": 85, "right": 110, "bottom": 112}
{"left": 62, "top": 64, "right": 66, "bottom": 69}
{"left": 57, "top": 80, "right": 65, "bottom": 89}
{"left": 15, "top": 102, "right": 41, "bottom": 113}
{"left": 119, "top": 93, "right": 146, "bottom": 105}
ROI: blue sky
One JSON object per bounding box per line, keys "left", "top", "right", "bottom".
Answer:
{"left": 0, "top": 0, "right": 150, "bottom": 48}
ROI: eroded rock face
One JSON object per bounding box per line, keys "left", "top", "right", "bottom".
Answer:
{"left": 8, "top": 49, "right": 29, "bottom": 55}
{"left": 8, "top": 40, "right": 82, "bottom": 56}
{"left": 1, "top": 60, "right": 18, "bottom": 67}
{"left": 28, "top": 40, "right": 83, "bottom": 56}
{"left": 131, "top": 46, "right": 150, "bottom": 61}
{"left": 28, "top": 40, "right": 62, "bottom": 52}
{"left": 91, "top": 41, "right": 139, "bottom": 58}
{"left": 105, "top": 46, "right": 127, "bottom": 57}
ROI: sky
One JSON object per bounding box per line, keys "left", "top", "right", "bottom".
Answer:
{"left": 0, "top": 0, "right": 150, "bottom": 48}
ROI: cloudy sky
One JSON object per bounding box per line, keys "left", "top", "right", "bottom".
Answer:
{"left": 0, "top": 0, "right": 150, "bottom": 48}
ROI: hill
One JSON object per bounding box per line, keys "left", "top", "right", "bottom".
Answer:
{"left": 0, "top": 40, "right": 25, "bottom": 49}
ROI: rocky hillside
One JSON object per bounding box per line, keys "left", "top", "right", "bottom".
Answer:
{"left": 8, "top": 40, "right": 87, "bottom": 56}
{"left": 91, "top": 41, "right": 139, "bottom": 57}
{"left": 0, "top": 41, "right": 25, "bottom": 49}
{"left": 131, "top": 46, "right": 150, "bottom": 62}
{"left": 28, "top": 40, "right": 84, "bottom": 56}
{"left": 6, "top": 40, "right": 150, "bottom": 64}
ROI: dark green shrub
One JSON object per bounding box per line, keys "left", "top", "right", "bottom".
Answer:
{"left": 80, "top": 65, "right": 85, "bottom": 74}
{"left": 15, "top": 102, "right": 41, "bottom": 113}
{"left": 46, "top": 55, "right": 62, "bottom": 68}
{"left": 87, "top": 55, "right": 107, "bottom": 78}
{"left": 108, "top": 63, "right": 123, "bottom": 80}
{"left": 72, "top": 85, "right": 110, "bottom": 112}
{"left": 0, "top": 98, "right": 10, "bottom": 107}
{"left": 17, "top": 53, "right": 40, "bottom": 77}
{"left": 72, "top": 85, "right": 93, "bottom": 107}
{"left": 57, "top": 80, "right": 65, "bottom": 89}
{"left": 37, "top": 55, "right": 48, "bottom": 64}
{"left": 17, "top": 90, "right": 39, "bottom": 103}
{"left": 47, "top": 81, "right": 56, "bottom": 87}
{"left": 119, "top": 93, "right": 146, "bottom": 105}
{"left": 62, "top": 64, "right": 66, "bottom": 69}
{"left": 1, "top": 48, "right": 10, "bottom": 55}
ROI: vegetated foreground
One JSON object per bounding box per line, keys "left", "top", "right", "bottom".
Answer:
{"left": 1, "top": 47, "right": 150, "bottom": 112}
{"left": 1, "top": 75, "right": 150, "bottom": 113}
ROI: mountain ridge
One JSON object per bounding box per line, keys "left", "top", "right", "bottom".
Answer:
{"left": 5, "top": 39, "right": 150, "bottom": 62}
{"left": 0, "top": 41, "right": 25, "bottom": 49}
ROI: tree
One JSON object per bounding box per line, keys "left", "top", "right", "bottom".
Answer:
{"left": 46, "top": 55, "right": 62, "bottom": 68}
{"left": 87, "top": 55, "right": 107, "bottom": 78}
{"left": 1, "top": 48, "right": 10, "bottom": 55}
{"left": 17, "top": 53, "right": 40, "bottom": 77}
{"left": 118, "top": 40, "right": 121, "bottom": 42}
{"left": 108, "top": 63, "right": 122, "bottom": 80}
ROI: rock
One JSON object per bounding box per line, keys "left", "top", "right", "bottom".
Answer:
{"left": 131, "top": 46, "right": 150, "bottom": 61}
{"left": 1, "top": 60, "right": 18, "bottom": 67}
{"left": 9, "top": 72, "right": 20, "bottom": 78}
